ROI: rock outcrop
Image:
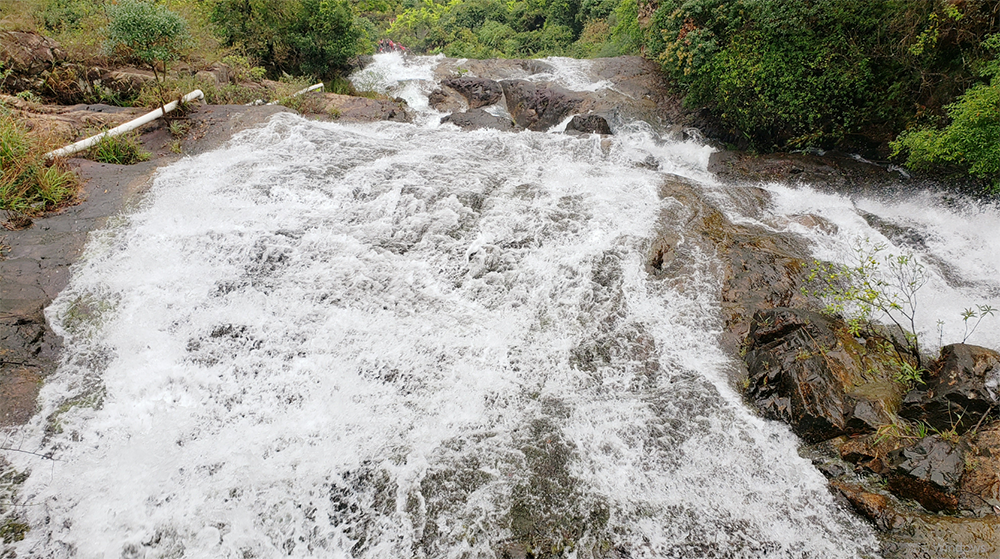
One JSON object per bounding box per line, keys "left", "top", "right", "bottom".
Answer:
{"left": 743, "top": 308, "right": 899, "bottom": 442}
{"left": 441, "top": 108, "right": 513, "bottom": 131}
{"left": 901, "top": 344, "right": 1000, "bottom": 434}
{"left": 499, "top": 80, "right": 583, "bottom": 131}
{"left": 320, "top": 93, "right": 411, "bottom": 123}
{"left": 441, "top": 77, "right": 503, "bottom": 109}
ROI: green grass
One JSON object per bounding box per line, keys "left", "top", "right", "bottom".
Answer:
{"left": 0, "top": 110, "right": 78, "bottom": 215}
{"left": 88, "top": 130, "right": 150, "bottom": 164}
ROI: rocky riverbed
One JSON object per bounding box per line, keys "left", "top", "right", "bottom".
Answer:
{"left": 3, "top": 29, "right": 999, "bottom": 557}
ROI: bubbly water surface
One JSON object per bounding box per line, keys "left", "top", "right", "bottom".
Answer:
{"left": 13, "top": 54, "right": 1000, "bottom": 558}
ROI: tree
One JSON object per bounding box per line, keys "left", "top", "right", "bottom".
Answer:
{"left": 106, "top": 0, "right": 191, "bottom": 108}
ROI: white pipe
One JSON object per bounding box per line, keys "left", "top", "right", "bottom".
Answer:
{"left": 263, "top": 83, "right": 325, "bottom": 106}
{"left": 45, "top": 89, "right": 205, "bottom": 160}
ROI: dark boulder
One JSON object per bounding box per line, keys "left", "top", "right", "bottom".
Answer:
{"left": 743, "top": 308, "right": 899, "bottom": 442}
{"left": 427, "top": 87, "right": 466, "bottom": 112}
{"left": 900, "top": 344, "right": 1000, "bottom": 434}
{"left": 565, "top": 114, "right": 612, "bottom": 135}
{"left": 441, "top": 109, "right": 514, "bottom": 132}
{"left": 500, "top": 80, "right": 583, "bottom": 131}
{"left": 885, "top": 436, "right": 964, "bottom": 513}
{"left": 441, "top": 77, "right": 503, "bottom": 109}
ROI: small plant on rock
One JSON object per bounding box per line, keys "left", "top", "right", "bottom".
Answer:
{"left": 89, "top": 131, "right": 150, "bottom": 165}
{"left": 105, "top": 0, "right": 191, "bottom": 110}
{"left": 807, "top": 238, "right": 926, "bottom": 367}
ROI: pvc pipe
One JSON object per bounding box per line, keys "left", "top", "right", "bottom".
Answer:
{"left": 45, "top": 89, "right": 205, "bottom": 160}
{"left": 264, "top": 83, "right": 325, "bottom": 106}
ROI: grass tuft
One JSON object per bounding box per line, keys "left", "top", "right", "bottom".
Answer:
{"left": 0, "top": 109, "right": 78, "bottom": 215}
{"left": 88, "top": 131, "right": 150, "bottom": 165}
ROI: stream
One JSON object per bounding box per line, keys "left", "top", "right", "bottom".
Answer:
{"left": 5, "top": 53, "right": 1000, "bottom": 558}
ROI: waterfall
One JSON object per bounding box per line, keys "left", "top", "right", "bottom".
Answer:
{"left": 8, "top": 53, "right": 998, "bottom": 558}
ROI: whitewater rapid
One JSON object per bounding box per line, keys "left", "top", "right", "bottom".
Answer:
{"left": 5, "top": 53, "right": 1000, "bottom": 558}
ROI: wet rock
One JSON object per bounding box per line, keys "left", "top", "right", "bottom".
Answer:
{"left": 837, "top": 433, "right": 907, "bottom": 474}
{"left": 500, "top": 80, "right": 583, "bottom": 131}
{"left": 440, "top": 108, "right": 514, "bottom": 131}
{"left": 831, "top": 481, "right": 904, "bottom": 532}
{"left": 959, "top": 420, "right": 1000, "bottom": 515}
{"left": 649, "top": 177, "right": 816, "bottom": 350}
{"left": 885, "top": 435, "right": 964, "bottom": 512}
{"left": 427, "top": 87, "right": 466, "bottom": 112}
{"left": 708, "top": 149, "right": 906, "bottom": 194}
{"left": 900, "top": 344, "right": 1000, "bottom": 434}
{"left": 564, "top": 114, "right": 611, "bottom": 135}
{"left": 0, "top": 307, "right": 60, "bottom": 426}
{"left": 320, "top": 93, "right": 411, "bottom": 123}
{"left": 743, "top": 308, "right": 900, "bottom": 442}
{"left": 441, "top": 77, "right": 502, "bottom": 109}
{"left": 832, "top": 480, "right": 1000, "bottom": 559}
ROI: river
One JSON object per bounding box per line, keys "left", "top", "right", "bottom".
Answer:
{"left": 5, "top": 53, "right": 1000, "bottom": 558}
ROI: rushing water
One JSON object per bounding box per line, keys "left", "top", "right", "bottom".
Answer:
{"left": 5, "top": 54, "right": 1000, "bottom": 558}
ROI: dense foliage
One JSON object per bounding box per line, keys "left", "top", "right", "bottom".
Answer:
{"left": 383, "top": 0, "right": 630, "bottom": 58}
{"left": 640, "top": 0, "right": 998, "bottom": 152}
{"left": 210, "top": 0, "right": 363, "bottom": 78}
{"left": 891, "top": 33, "right": 1000, "bottom": 191}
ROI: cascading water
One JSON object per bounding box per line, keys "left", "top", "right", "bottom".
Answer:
{"left": 6, "top": 53, "right": 1000, "bottom": 558}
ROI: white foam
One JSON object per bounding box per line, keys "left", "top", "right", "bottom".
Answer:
{"left": 7, "top": 92, "right": 875, "bottom": 557}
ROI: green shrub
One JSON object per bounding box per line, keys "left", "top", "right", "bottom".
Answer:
{"left": 287, "top": 0, "right": 362, "bottom": 78}
{"left": 211, "top": 0, "right": 360, "bottom": 79}
{"left": 891, "top": 33, "right": 1000, "bottom": 192}
{"left": 106, "top": 0, "right": 191, "bottom": 107}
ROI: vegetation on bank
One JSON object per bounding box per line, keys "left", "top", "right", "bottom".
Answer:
{"left": 0, "top": 108, "right": 77, "bottom": 215}
{"left": 2, "top": 0, "right": 999, "bottom": 191}
{"left": 632, "top": 0, "right": 999, "bottom": 191}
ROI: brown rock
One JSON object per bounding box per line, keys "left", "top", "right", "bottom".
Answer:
{"left": 320, "top": 93, "right": 411, "bottom": 123}
{"left": 0, "top": 31, "right": 64, "bottom": 76}
{"left": 441, "top": 108, "right": 513, "bottom": 131}
{"left": 427, "top": 87, "right": 467, "bottom": 112}
{"left": 886, "top": 435, "right": 964, "bottom": 512}
{"left": 500, "top": 80, "right": 583, "bottom": 131}
{"left": 743, "top": 308, "right": 900, "bottom": 442}
{"left": 901, "top": 344, "right": 1000, "bottom": 434}
{"left": 831, "top": 480, "right": 903, "bottom": 532}
{"left": 960, "top": 420, "right": 1000, "bottom": 515}
{"left": 565, "top": 114, "right": 612, "bottom": 135}
{"left": 441, "top": 77, "right": 503, "bottom": 109}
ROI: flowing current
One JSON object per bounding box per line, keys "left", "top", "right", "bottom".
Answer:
{"left": 6, "top": 54, "right": 1000, "bottom": 558}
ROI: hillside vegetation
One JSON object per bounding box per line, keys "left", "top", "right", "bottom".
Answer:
{"left": 1, "top": 0, "right": 999, "bottom": 191}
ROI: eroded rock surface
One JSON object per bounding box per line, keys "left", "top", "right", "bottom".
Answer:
{"left": 901, "top": 344, "right": 1000, "bottom": 434}
{"left": 321, "top": 93, "right": 411, "bottom": 122}
{"left": 743, "top": 308, "right": 899, "bottom": 442}
{"left": 500, "top": 80, "right": 583, "bottom": 131}
{"left": 441, "top": 77, "right": 503, "bottom": 109}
